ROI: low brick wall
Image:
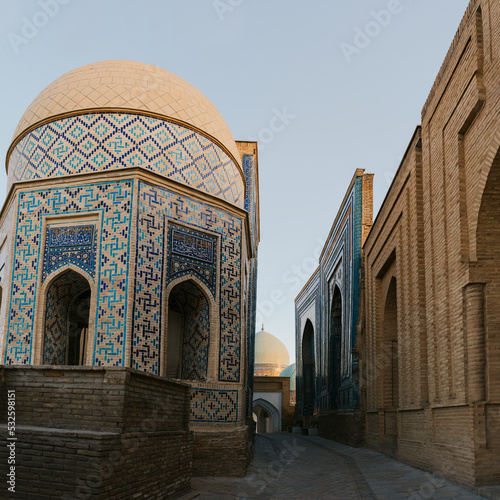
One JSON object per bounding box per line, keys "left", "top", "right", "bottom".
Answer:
{"left": 192, "top": 425, "right": 251, "bottom": 477}
{"left": 0, "top": 366, "right": 192, "bottom": 499}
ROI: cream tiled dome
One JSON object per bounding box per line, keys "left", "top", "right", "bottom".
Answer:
{"left": 11, "top": 60, "right": 241, "bottom": 165}
{"left": 255, "top": 330, "right": 290, "bottom": 366}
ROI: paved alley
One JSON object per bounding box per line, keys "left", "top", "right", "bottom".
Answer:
{"left": 192, "top": 433, "right": 499, "bottom": 499}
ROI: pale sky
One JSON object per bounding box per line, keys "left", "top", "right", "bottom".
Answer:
{"left": 0, "top": 0, "right": 471, "bottom": 362}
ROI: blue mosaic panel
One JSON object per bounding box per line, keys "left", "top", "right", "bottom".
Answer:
{"left": 190, "top": 388, "right": 238, "bottom": 423}
{"left": 42, "top": 224, "right": 97, "bottom": 281}
{"left": 9, "top": 113, "right": 244, "bottom": 208}
{"left": 168, "top": 224, "right": 217, "bottom": 296}
{"left": 132, "top": 181, "right": 242, "bottom": 381}
{"left": 43, "top": 271, "right": 89, "bottom": 364}
{"left": 243, "top": 154, "right": 258, "bottom": 253}
{"left": 5, "top": 181, "right": 133, "bottom": 366}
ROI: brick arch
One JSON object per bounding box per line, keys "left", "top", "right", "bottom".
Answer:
{"left": 469, "top": 130, "right": 500, "bottom": 261}
{"left": 475, "top": 152, "right": 500, "bottom": 401}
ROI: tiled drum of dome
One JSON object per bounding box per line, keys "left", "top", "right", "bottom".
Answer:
{"left": 4, "top": 181, "right": 133, "bottom": 366}
{"left": 8, "top": 113, "right": 244, "bottom": 208}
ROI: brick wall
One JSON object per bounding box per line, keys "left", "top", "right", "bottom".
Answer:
{"left": 361, "top": 0, "right": 500, "bottom": 487}
{"left": 0, "top": 366, "right": 192, "bottom": 499}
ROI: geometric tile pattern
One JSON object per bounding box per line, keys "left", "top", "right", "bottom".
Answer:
{"left": 43, "top": 270, "right": 90, "bottom": 365}
{"left": 4, "top": 181, "right": 133, "bottom": 366}
{"left": 132, "top": 181, "right": 242, "bottom": 381}
{"left": 243, "top": 153, "right": 258, "bottom": 253}
{"left": 8, "top": 113, "right": 244, "bottom": 208}
{"left": 42, "top": 224, "right": 97, "bottom": 282}
{"left": 169, "top": 280, "right": 210, "bottom": 381}
{"left": 295, "top": 174, "right": 365, "bottom": 415}
{"left": 246, "top": 258, "right": 258, "bottom": 418}
{"left": 190, "top": 388, "right": 238, "bottom": 423}
{"left": 168, "top": 224, "right": 217, "bottom": 297}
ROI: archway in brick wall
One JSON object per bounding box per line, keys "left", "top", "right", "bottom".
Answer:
{"left": 167, "top": 279, "right": 210, "bottom": 381}
{"left": 382, "top": 276, "right": 398, "bottom": 448}
{"left": 302, "top": 319, "right": 315, "bottom": 416}
{"left": 43, "top": 269, "right": 91, "bottom": 365}
{"left": 330, "top": 285, "right": 342, "bottom": 408}
{"left": 477, "top": 150, "right": 500, "bottom": 403}
{"left": 254, "top": 399, "right": 280, "bottom": 433}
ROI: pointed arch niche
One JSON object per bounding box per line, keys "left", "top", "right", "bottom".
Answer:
{"left": 163, "top": 276, "right": 217, "bottom": 381}
{"left": 39, "top": 267, "right": 94, "bottom": 366}
{"left": 302, "top": 319, "right": 315, "bottom": 416}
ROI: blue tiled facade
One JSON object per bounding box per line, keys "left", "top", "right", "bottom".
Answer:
{"left": 2, "top": 111, "right": 259, "bottom": 426}
{"left": 294, "top": 171, "right": 372, "bottom": 422}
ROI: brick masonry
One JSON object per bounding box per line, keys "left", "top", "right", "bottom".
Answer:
{"left": 0, "top": 366, "right": 192, "bottom": 499}
{"left": 361, "top": 0, "right": 500, "bottom": 488}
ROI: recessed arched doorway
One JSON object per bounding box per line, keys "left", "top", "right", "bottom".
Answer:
{"left": 43, "top": 269, "right": 91, "bottom": 365}
{"left": 382, "top": 276, "right": 398, "bottom": 449}
{"left": 477, "top": 149, "right": 500, "bottom": 402}
{"left": 166, "top": 279, "right": 210, "bottom": 381}
{"left": 302, "top": 319, "right": 315, "bottom": 416}
{"left": 253, "top": 399, "right": 280, "bottom": 433}
{"left": 330, "top": 285, "right": 342, "bottom": 407}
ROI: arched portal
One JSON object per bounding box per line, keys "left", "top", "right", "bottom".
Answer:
{"left": 383, "top": 277, "right": 398, "bottom": 408}
{"left": 43, "top": 270, "right": 91, "bottom": 365}
{"left": 302, "top": 319, "right": 315, "bottom": 416}
{"left": 477, "top": 149, "right": 500, "bottom": 401}
{"left": 330, "top": 286, "right": 342, "bottom": 407}
{"left": 381, "top": 276, "right": 398, "bottom": 449}
{"left": 253, "top": 399, "right": 280, "bottom": 433}
{"left": 167, "top": 279, "right": 210, "bottom": 381}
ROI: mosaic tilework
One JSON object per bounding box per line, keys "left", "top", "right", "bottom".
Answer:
{"left": 169, "top": 280, "right": 210, "bottom": 381}
{"left": 9, "top": 113, "right": 244, "bottom": 208}
{"left": 132, "top": 181, "right": 242, "bottom": 381}
{"left": 43, "top": 271, "right": 89, "bottom": 364}
{"left": 5, "top": 181, "right": 133, "bottom": 366}
{"left": 42, "top": 224, "right": 97, "bottom": 282}
{"left": 246, "top": 258, "right": 258, "bottom": 418}
{"left": 190, "top": 388, "right": 238, "bottom": 423}
{"left": 243, "top": 154, "right": 258, "bottom": 253}
{"left": 295, "top": 173, "right": 367, "bottom": 415}
{"left": 168, "top": 224, "right": 217, "bottom": 296}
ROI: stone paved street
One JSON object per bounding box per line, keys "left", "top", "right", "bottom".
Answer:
{"left": 192, "top": 433, "right": 495, "bottom": 499}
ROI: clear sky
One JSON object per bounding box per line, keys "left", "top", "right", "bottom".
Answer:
{"left": 0, "top": 0, "right": 471, "bottom": 362}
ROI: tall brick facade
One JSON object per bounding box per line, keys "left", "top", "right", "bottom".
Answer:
{"left": 360, "top": 0, "right": 500, "bottom": 487}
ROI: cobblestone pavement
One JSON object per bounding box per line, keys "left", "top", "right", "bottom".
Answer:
{"left": 192, "top": 433, "right": 489, "bottom": 499}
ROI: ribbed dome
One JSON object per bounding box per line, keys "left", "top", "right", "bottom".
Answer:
{"left": 10, "top": 60, "right": 241, "bottom": 165}
{"left": 255, "top": 330, "right": 290, "bottom": 366}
